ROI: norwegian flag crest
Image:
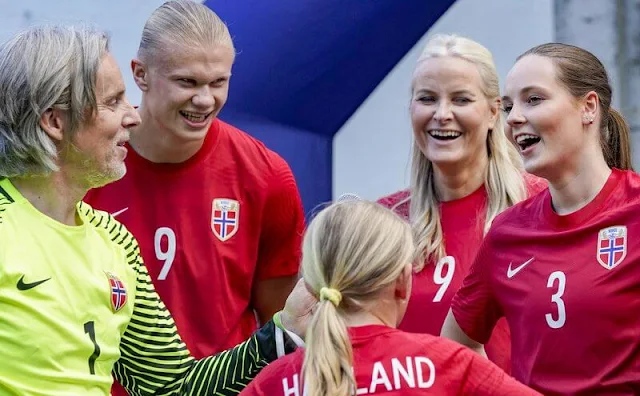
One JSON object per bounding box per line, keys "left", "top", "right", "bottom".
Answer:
{"left": 597, "top": 225, "right": 627, "bottom": 270}
{"left": 211, "top": 198, "right": 240, "bottom": 241}
{"left": 106, "top": 271, "right": 127, "bottom": 312}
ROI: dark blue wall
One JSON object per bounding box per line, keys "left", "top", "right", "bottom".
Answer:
{"left": 206, "top": 0, "right": 456, "bottom": 211}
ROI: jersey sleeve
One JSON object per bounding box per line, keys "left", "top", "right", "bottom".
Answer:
{"left": 376, "top": 193, "right": 399, "bottom": 208}
{"left": 376, "top": 190, "right": 410, "bottom": 220}
{"left": 459, "top": 352, "right": 541, "bottom": 395}
{"left": 255, "top": 154, "right": 304, "bottom": 280}
{"left": 484, "top": 317, "right": 511, "bottom": 375}
{"left": 450, "top": 232, "right": 503, "bottom": 345}
{"left": 523, "top": 172, "right": 548, "bottom": 197}
{"left": 119, "top": 240, "right": 296, "bottom": 395}
{"left": 80, "top": 204, "right": 293, "bottom": 395}
{"left": 239, "top": 352, "right": 301, "bottom": 396}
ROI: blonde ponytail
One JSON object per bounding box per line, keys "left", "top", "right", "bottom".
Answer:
{"left": 302, "top": 299, "right": 354, "bottom": 396}
{"left": 299, "top": 200, "right": 415, "bottom": 396}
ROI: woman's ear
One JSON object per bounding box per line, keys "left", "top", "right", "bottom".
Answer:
{"left": 394, "top": 263, "right": 413, "bottom": 301}
{"left": 581, "top": 91, "right": 599, "bottom": 125}
{"left": 487, "top": 97, "right": 501, "bottom": 131}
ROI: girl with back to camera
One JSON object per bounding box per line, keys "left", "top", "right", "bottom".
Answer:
{"left": 241, "top": 200, "right": 539, "bottom": 395}
{"left": 442, "top": 43, "right": 640, "bottom": 395}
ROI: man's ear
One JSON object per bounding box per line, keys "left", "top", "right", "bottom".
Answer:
{"left": 131, "top": 58, "right": 150, "bottom": 92}
{"left": 39, "top": 108, "right": 66, "bottom": 142}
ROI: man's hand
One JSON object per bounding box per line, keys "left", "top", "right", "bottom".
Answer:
{"left": 280, "top": 278, "right": 317, "bottom": 339}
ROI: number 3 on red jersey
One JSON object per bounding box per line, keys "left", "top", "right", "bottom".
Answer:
{"left": 545, "top": 271, "right": 566, "bottom": 329}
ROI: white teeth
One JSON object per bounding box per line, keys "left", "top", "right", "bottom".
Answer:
{"left": 428, "top": 130, "right": 462, "bottom": 138}
{"left": 515, "top": 134, "right": 539, "bottom": 144}
{"left": 181, "top": 111, "right": 207, "bottom": 122}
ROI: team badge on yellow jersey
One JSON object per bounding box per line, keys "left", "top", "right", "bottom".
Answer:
{"left": 105, "top": 271, "right": 128, "bottom": 312}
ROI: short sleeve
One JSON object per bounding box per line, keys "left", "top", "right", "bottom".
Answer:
{"left": 461, "top": 352, "right": 541, "bottom": 395}
{"left": 376, "top": 190, "right": 410, "bottom": 220}
{"left": 484, "top": 317, "right": 511, "bottom": 375}
{"left": 523, "top": 173, "right": 548, "bottom": 197}
{"left": 255, "top": 154, "right": 305, "bottom": 280}
{"left": 451, "top": 232, "right": 503, "bottom": 344}
{"left": 239, "top": 351, "right": 304, "bottom": 396}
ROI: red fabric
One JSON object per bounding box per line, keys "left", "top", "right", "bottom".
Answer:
{"left": 452, "top": 169, "right": 640, "bottom": 395}
{"left": 377, "top": 176, "right": 545, "bottom": 374}
{"left": 240, "top": 325, "right": 540, "bottom": 395}
{"left": 85, "top": 119, "right": 304, "bottom": 395}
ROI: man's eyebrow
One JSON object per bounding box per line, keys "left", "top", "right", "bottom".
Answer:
{"left": 101, "top": 87, "right": 126, "bottom": 102}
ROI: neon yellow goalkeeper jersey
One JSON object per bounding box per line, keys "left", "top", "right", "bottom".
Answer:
{"left": 0, "top": 178, "right": 279, "bottom": 395}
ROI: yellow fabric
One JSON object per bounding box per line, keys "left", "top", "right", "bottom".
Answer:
{"left": 0, "top": 178, "right": 136, "bottom": 395}
{"left": 0, "top": 178, "right": 280, "bottom": 395}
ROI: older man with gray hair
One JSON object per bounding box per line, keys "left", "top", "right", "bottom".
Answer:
{"left": 0, "top": 24, "right": 308, "bottom": 396}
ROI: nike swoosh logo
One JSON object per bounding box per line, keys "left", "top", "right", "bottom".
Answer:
{"left": 111, "top": 207, "right": 128, "bottom": 217}
{"left": 507, "top": 257, "right": 535, "bottom": 278}
{"left": 17, "top": 275, "right": 51, "bottom": 291}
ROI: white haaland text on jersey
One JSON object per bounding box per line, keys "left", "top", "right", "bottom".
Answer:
{"left": 281, "top": 356, "right": 436, "bottom": 395}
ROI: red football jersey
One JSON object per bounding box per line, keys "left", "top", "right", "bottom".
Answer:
{"left": 377, "top": 176, "right": 545, "bottom": 373}
{"left": 452, "top": 169, "right": 640, "bottom": 395}
{"left": 240, "top": 325, "right": 540, "bottom": 395}
{"left": 85, "top": 118, "right": 304, "bottom": 357}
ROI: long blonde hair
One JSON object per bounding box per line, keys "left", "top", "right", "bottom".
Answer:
{"left": 301, "top": 200, "right": 415, "bottom": 396}
{"left": 402, "top": 34, "right": 526, "bottom": 271}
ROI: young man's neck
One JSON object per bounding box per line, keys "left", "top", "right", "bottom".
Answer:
{"left": 11, "top": 172, "right": 86, "bottom": 226}
{"left": 129, "top": 108, "right": 207, "bottom": 164}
